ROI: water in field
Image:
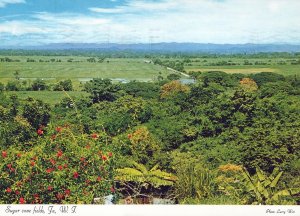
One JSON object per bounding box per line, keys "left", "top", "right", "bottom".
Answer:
{"left": 78, "top": 78, "right": 152, "bottom": 83}
{"left": 18, "top": 77, "right": 194, "bottom": 84}
{"left": 19, "top": 77, "right": 56, "bottom": 80}
{"left": 180, "top": 79, "right": 195, "bottom": 84}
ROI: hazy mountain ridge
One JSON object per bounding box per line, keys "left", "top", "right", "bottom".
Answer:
{"left": 1, "top": 43, "right": 300, "bottom": 53}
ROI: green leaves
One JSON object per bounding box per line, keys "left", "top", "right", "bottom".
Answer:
{"left": 115, "top": 161, "right": 176, "bottom": 188}
{"left": 241, "top": 166, "right": 299, "bottom": 205}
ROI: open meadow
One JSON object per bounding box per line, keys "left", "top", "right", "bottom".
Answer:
{"left": 183, "top": 57, "right": 300, "bottom": 76}
{"left": 0, "top": 56, "right": 170, "bottom": 83}
{"left": 1, "top": 54, "right": 299, "bottom": 104}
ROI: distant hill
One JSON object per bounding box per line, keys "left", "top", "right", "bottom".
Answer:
{"left": 1, "top": 43, "right": 300, "bottom": 53}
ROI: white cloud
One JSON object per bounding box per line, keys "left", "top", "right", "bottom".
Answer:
{"left": 126, "top": 0, "right": 178, "bottom": 11}
{"left": 89, "top": 0, "right": 178, "bottom": 14}
{"left": 34, "top": 12, "right": 110, "bottom": 26}
{"left": 89, "top": 7, "right": 124, "bottom": 14}
{"left": 0, "top": 21, "right": 44, "bottom": 35}
{"left": 0, "top": 0, "right": 25, "bottom": 8}
{"left": 1, "top": 0, "right": 300, "bottom": 45}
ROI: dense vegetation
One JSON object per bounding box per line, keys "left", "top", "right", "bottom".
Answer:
{"left": 0, "top": 52, "right": 300, "bottom": 204}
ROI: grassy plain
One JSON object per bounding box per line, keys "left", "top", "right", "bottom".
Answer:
{"left": 0, "top": 56, "right": 169, "bottom": 81}
{"left": 1, "top": 55, "right": 299, "bottom": 103}
{"left": 184, "top": 57, "right": 300, "bottom": 76}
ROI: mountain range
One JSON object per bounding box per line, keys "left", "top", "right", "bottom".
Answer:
{"left": 1, "top": 43, "right": 300, "bottom": 53}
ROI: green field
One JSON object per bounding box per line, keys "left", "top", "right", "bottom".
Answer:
{"left": 7, "top": 91, "right": 89, "bottom": 105}
{"left": 183, "top": 57, "right": 300, "bottom": 76}
{"left": 0, "top": 56, "right": 170, "bottom": 82}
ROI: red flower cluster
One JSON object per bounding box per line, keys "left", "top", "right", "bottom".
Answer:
{"left": 37, "top": 129, "right": 44, "bottom": 136}
{"left": 50, "top": 158, "right": 56, "bottom": 165}
{"left": 127, "top": 134, "right": 132, "bottom": 139}
{"left": 2, "top": 151, "right": 7, "bottom": 158}
{"left": 46, "top": 168, "right": 54, "bottom": 174}
{"left": 56, "top": 193, "right": 64, "bottom": 200}
{"left": 30, "top": 161, "right": 35, "bottom": 167}
{"left": 19, "top": 197, "right": 25, "bottom": 204}
{"left": 73, "top": 172, "right": 79, "bottom": 179}
{"left": 57, "top": 150, "right": 63, "bottom": 158}
{"left": 1, "top": 124, "right": 115, "bottom": 204}
{"left": 55, "top": 127, "right": 62, "bottom": 133}
{"left": 65, "top": 189, "right": 71, "bottom": 196}
{"left": 7, "top": 163, "right": 15, "bottom": 172}
{"left": 110, "top": 187, "right": 115, "bottom": 193}
{"left": 91, "top": 133, "right": 98, "bottom": 139}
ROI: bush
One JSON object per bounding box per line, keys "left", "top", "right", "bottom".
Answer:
{"left": 22, "top": 98, "right": 51, "bottom": 129}
{"left": 167, "top": 73, "right": 181, "bottom": 81}
{"left": 202, "top": 71, "right": 236, "bottom": 87}
{"left": 121, "top": 82, "right": 159, "bottom": 99}
{"left": 0, "top": 82, "right": 4, "bottom": 91}
{"left": 250, "top": 72, "right": 285, "bottom": 87}
{"left": 6, "top": 81, "right": 21, "bottom": 91}
{"left": 31, "top": 79, "right": 47, "bottom": 91}
{"left": 84, "top": 79, "right": 120, "bottom": 103}
{"left": 0, "top": 114, "right": 34, "bottom": 148}
{"left": 171, "top": 151, "right": 217, "bottom": 202}
{"left": 53, "top": 80, "right": 73, "bottom": 91}
{"left": 0, "top": 125, "right": 115, "bottom": 204}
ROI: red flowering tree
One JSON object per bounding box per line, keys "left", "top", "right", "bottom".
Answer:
{"left": 0, "top": 125, "right": 115, "bottom": 204}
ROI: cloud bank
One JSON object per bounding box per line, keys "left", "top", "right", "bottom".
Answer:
{"left": 0, "top": 0, "right": 25, "bottom": 8}
{"left": 1, "top": 0, "right": 300, "bottom": 45}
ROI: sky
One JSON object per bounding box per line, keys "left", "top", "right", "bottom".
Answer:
{"left": 0, "top": 0, "right": 300, "bottom": 46}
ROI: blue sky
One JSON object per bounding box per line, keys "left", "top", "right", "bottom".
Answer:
{"left": 1, "top": 0, "right": 300, "bottom": 46}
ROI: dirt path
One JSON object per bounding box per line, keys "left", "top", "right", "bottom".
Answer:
{"left": 166, "top": 67, "right": 190, "bottom": 77}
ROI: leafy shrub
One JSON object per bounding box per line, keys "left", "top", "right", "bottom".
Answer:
{"left": 6, "top": 81, "right": 21, "bottom": 91}
{"left": 0, "top": 125, "right": 115, "bottom": 204}
{"left": 241, "top": 167, "right": 300, "bottom": 205}
{"left": 84, "top": 78, "right": 120, "bottom": 103}
{"left": 22, "top": 98, "right": 51, "bottom": 129}
{"left": 167, "top": 73, "right": 181, "bottom": 81}
{"left": 127, "top": 126, "right": 161, "bottom": 165}
{"left": 171, "top": 151, "right": 217, "bottom": 202}
{"left": 53, "top": 80, "right": 73, "bottom": 91}
{"left": 0, "top": 114, "right": 34, "bottom": 148}
{"left": 251, "top": 72, "right": 285, "bottom": 87}
{"left": 260, "top": 81, "right": 296, "bottom": 98}
{"left": 31, "top": 79, "right": 47, "bottom": 91}
{"left": 121, "top": 82, "right": 159, "bottom": 99}
{"left": 240, "top": 78, "right": 258, "bottom": 92}
{"left": 202, "top": 71, "right": 237, "bottom": 87}
{"left": 0, "top": 82, "right": 4, "bottom": 91}
{"left": 160, "top": 81, "right": 190, "bottom": 99}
